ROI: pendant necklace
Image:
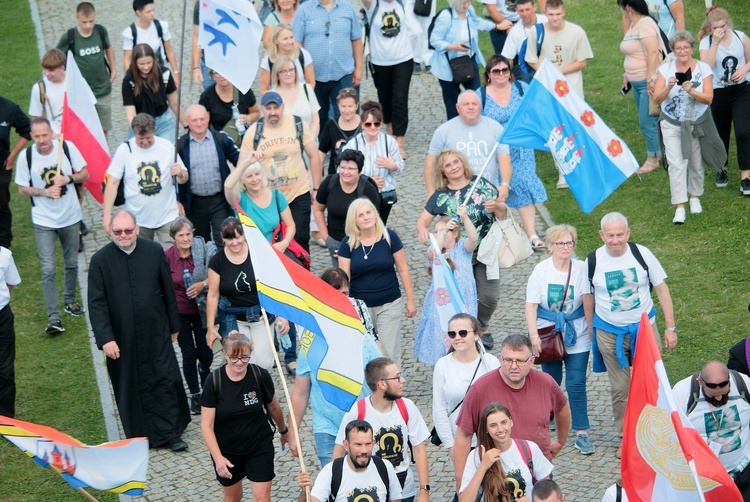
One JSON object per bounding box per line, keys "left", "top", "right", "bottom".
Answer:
{"left": 362, "top": 243, "right": 375, "bottom": 260}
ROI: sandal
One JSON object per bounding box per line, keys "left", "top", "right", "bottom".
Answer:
{"left": 529, "top": 234, "right": 546, "bottom": 249}
{"left": 636, "top": 158, "right": 660, "bottom": 174}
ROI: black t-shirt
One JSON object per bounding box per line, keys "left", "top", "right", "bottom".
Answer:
{"left": 208, "top": 249, "right": 259, "bottom": 307}
{"left": 201, "top": 365, "right": 275, "bottom": 456}
{"left": 198, "top": 85, "right": 257, "bottom": 131}
{"left": 121, "top": 68, "right": 176, "bottom": 117}
{"left": 318, "top": 119, "right": 361, "bottom": 175}
{"left": 0, "top": 96, "right": 31, "bottom": 165}
{"left": 316, "top": 174, "right": 380, "bottom": 241}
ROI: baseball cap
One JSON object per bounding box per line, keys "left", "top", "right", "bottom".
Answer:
{"left": 261, "top": 92, "right": 283, "bottom": 107}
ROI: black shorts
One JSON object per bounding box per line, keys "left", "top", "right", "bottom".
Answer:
{"left": 211, "top": 450, "right": 275, "bottom": 486}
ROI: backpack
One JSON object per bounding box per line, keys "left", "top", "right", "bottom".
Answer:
{"left": 328, "top": 455, "right": 391, "bottom": 502}
{"left": 478, "top": 81, "right": 525, "bottom": 109}
{"left": 36, "top": 80, "right": 48, "bottom": 119}
{"left": 130, "top": 19, "right": 166, "bottom": 64}
{"left": 67, "top": 25, "right": 111, "bottom": 74}
{"left": 101, "top": 142, "right": 130, "bottom": 206}
{"left": 253, "top": 115, "right": 305, "bottom": 158}
{"left": 324, "top": 173, "right": 380, "bottom": 202}
{"left": 587, "top": 241, "right": 652, "bottom": 294}
{"left": 356, "top": 397, "right": 415, "bottom": 466}
{"left": 210, "top": 364, "right": 277, "bottom": 432}
{"left": 518, "top": 23, "right": 544, "bottom": 79}
{"left": 686, "top": 369, "right": 750, "bottom": 414}
{"left": 427, "top": 8, "right": 450, "bottom": 51}
{"left": 25, "top": 142, "right": 72, "bottom": 207}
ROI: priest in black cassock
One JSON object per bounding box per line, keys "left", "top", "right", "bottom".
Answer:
{"left": 88, "top": 209, "right": 191, "bottom": 451}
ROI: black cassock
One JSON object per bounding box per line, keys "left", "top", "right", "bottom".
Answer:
{"left": 88, "top": 238, "right": 190, "bottom": 446}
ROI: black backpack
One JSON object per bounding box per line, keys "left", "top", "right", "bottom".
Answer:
{"left": 66, "top": 25, "right": 111, "bottom": 74}
{"left": 328, "top": 455, "right": 391, "bottom": 502}
{"left": 130, "top": 19, "right": 166, "bottom": 64}
{"left": 588, "top": 241, "right": 652, "bottom": 293}
{"left": 427, "top": 8, "right": 450, "bottom": 51}
{"left": 686, "top": 369, "right": 750, "bottom": 414}
{"left": 25, "top": 142, "right": 71, "bottom": 207}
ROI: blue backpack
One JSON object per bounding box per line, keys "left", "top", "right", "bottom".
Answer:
{"left": 518, "top": 23, "right": 544, "bottom": 79}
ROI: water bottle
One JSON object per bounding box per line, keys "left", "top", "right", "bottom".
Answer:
{"left": 232, "top": 103, "right": 246, "bottom": 136}
{"left": 183, "top": 269, "right": 195, "bottom": 299}
{"left": 280, "top": 332, "right": 292, "bottom": 350}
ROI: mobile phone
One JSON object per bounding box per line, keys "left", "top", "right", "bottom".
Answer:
{"left": 675, "top": 68, "right": 692, "bottom": 85}
{"left": 621, "top": 82, "right": 632, "bottom": 96}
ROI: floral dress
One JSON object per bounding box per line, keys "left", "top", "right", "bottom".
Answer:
{"left": 424, "top": 175, "right": 499, "bottom": 243}
{"left": 482, "top": 83, "right": 548, "bottom": 208}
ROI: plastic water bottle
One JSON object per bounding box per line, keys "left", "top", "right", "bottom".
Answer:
{"left": 280, "top": 332, "right": 292, "bottom": 350}
{"left": 183, "top": 269, "right": 195, "bottom": 299}
{"left": 232, "top": 103, "right": 246, "bottom": 136}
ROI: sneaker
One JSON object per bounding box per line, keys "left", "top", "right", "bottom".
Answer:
{"left": 45, "top": 319, "right": 65, "bottom": 335}
{"left": 672, "top": 207, "right": 686, "bottom": 224}
{"left": 716, "top": 170, "right": 728, "bottom": 188}
{"left": 742, "top": 178, "right": 750, "bottom": 196}
{"left": 79, "top": 220, "right": 89, "bottom": 236}
{"left": 480, "top": 333, "right": 495, "bottom": 350}
{"left": 689, "top": 198, "right": 702, "bottom": 214}
{"left": 190, "top": 394, "right": 201, "bottom": 415}
{"left": 574, "top": 434, "right": 596, "bottom": 455}
{"left": 413, "top": 62, "right": 423, "bottom": 74}
{"left": 556, "top": 175, "right": 569, "bottom": 189}
{"left": 64, "top": 302, "right": 85, "bottom": 316}
{"left": 167, "top": 437, "right": 188, "bottom": 452}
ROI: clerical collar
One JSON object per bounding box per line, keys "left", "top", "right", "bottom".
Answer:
{"left": 117, "top": 241, "right": 138, "bottom": 255}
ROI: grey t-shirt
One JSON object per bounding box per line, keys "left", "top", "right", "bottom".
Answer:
{"left": 428, "top": 116, "right": 509, "bottom": 187}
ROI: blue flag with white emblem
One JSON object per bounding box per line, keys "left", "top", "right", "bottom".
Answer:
{"left": 499, "top": 60, "right": 639, "bottom": 213}
{"left": 199, "top": 0, "right": 262, "bottom": 93}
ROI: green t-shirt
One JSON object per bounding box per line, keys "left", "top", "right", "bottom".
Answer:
{"left": 57, "top": 26, "right": 112, "bottom": 98}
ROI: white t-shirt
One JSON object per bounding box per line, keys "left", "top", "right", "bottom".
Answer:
{"left": 459, "top": 440, "right": 554, "bottom": 496}
{"left": 673, "top": 372, "right": 750, "bottom": 471}
{"left": 587, "top": 244, "right": 667, "bottom": 326}
{"left": 501, "top": 14, "right": 548, "bottom": 60}
{"left": 479, "top": 0, "right": 519, "bottom": 23}
{"left": 106, "top": 137, "right": 185, "bottom": 229}
{"left": 601, "top": 483, "right": 629, "bottom": 502}
{"left": 0, "top": 247, "right": 22, "bottom": 310}
{"left": 526, "top": 257, "right": 591, "bottom": 354}
{"left": 335, "top": 397, "right": 430, "bottom": 499}
{"left": 15, "top": 141, "right": 85, "bottom": 228}
{"left": 28, "top": 77, "right": 65, "bottom": 133}
{"left": 311, "top": 457, "right": 403, "bottom": 502}
{"left": 122, "top": 20, "right": 173, "bottom": 64}
{"left": 699, "top": 31, "right": 750, "bottom": 89}
{"left": 364, "top": 0, "right": 414, "bottom": 66}
{"left": 432, "top": 353, "right": 500, "bottom": 448}
{"left": 657, "top": 59, "right": 712, "bottom": 122}
{"left": 259, "top": 47, "right": 314, "bottom": 76}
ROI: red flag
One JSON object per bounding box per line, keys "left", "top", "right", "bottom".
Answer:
{"left": 621, "top": 313, "right": 742, "bottom": 501}
{"left": 61, "top": 52, "right": 110, "bottom": 203}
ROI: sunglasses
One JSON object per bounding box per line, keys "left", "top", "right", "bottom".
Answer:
{"left": 112, "top": 227, "right": 135, "bottom": 236}
{"left": 490, "top": 67, "right": 510, "bottom": 75}
{"left": 447, "top": 329, "right": 473, "bottom": 339}
{"left": 364, "top": 121, "right": 382, "bottom": 128}
{"left": 702, "top": 379, "right": 730, "bottom": 389}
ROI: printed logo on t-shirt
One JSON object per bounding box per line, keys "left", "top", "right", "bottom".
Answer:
{"left": 722, "top": 56, "right": 739, "bottom": 86}
{"left": 506, "top": 469, "right": 528, "bottom": 501}
{"left": 375, "top": 425, "right": 404, "bottom": 467}
{"left": 380, "top": 10, "right": 401, "bottom": 38}
{"left": 243, "top": 390, "right": 259, "bottom": 407}
{"left": 267, "top": 149, "right": 301, "bottom": 188}
{"left": 703, "top": 404, "right": 742, "bottom": 454}
{"left": 456, "top": 132, "right": 491, "bottom": 172}
{"left": 504, "top": 0, "right": 517, "bottom": 13}
{"left": 233, "top": 271, "right": 254, "bottom": 294}
{"left": 604, "top": 267, "right": 640, "bottom": 312}
{"left": 346, "top": 486, "right": 378, "bottom": 501}
{"left": 78, "top": 45, "right": 102, "bottom": 57}
{"left": 137, "top": 160, "right": 162, "bottom": 196}
{"left": 547, "top": 283, "right": 574, "bottom": 312}
{"left": 40, "top": 165, "right": 68, "bottom": 197}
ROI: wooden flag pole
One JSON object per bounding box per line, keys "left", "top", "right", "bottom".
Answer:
{"left": 261, "top": 309, "right": 310, "bottom": 502}
{"left": 48, "top": 466, "right": 99, "bottom": 502}
{"left": 55, "top": 134, "right": 64, "bottom": 177}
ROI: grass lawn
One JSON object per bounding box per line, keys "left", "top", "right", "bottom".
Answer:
{"left": 0, "top": 0, "right": 117, "bottom": 500}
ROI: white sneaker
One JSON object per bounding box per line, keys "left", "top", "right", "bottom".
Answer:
{"left": 556, "top": 175, "right": 569, "bottom": 189}
{"left": 673, "top": 207, "right": 686, "bottom": 224}
{"left": 689, "top": 198, "right": 702, "bottom": 214}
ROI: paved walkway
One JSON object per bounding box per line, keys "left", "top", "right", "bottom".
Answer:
{"left": 31, "top": 0, "right": 620, "bottom": 498}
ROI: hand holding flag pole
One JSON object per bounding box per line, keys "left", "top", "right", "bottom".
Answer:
{"left": 461, "top": 141, "right": 500, "bottom": 207}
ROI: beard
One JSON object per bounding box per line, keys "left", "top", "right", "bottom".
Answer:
{"left": 383, "top": 389, "right": 401, "bottom": 401}
{"left": 350, "top": 453, "right": 372, "bottom": 470}
{"left": 705, "top": 392, "right": 730, "bottom": 407}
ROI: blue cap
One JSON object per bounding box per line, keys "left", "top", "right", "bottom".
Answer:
{"left": 261, "top": 91, "right": 283, "bottom": 107}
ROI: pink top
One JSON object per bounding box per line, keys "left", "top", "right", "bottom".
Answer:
{"left": 620, "top": 16, "right": 661, "bottom": 82}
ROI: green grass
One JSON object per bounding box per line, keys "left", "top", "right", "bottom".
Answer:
{"left": 0, "top": 0, "right": 116, "bottom": 499}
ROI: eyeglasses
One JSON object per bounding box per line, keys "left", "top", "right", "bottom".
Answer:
{"left": 112, "top": 227, "right": 135, "bottom": 236}
{"left": 553, "top": 241, "right": 575, "bottom": 248}
{"left": 490, "top": 67, "right": 510, "bottom": 75}
{"left": 363, "top": 121, "right": 382, "bottom": 128}
{"left": 502, "top": 355, "right": 533, "bottom": 366}
{"left": 447, "top": 329, "right": 473, "bottom": 339}
{"left": 338, "top": 166, "right": 358, "bottom": 172}
{"left": 228, "top": 355, "right": 251, "bottom": 364}
{"left": 702, "top": 379, "right": 730, "bottom": 389}
{"left": 325, "top": 21, "right": 331, "bottom": 37}
{"left": 381, "top": 374, "right": 403, "bottom": 382}
{"left": 278, "top": 68, "right": 296, "bottom": 75}
{"left": 673, "top": 45, "right": 693, "bottom": 52}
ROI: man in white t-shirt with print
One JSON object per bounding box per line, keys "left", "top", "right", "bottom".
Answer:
{"left": 673, "top": 361, "right": 750, "bottom": 497}
{"left": 28, "top": 49, "right": 67, "bottom": 134}
{"left": 103, "top": 113, "right": 187, "bottom": 248}
{"left": 500, "top": 0, "right": 547, "bottom": 82}
{"left": 15, "top": 118, "right": 89, "bottom": 335}
{"left": 333, "top": 357, "right": 431, "bottom": 502}
{"left": 585, "top": 212, "right": 676, "bottom": 457}
{"left": 298, "top": 419, "right": 403, "bottom": 502}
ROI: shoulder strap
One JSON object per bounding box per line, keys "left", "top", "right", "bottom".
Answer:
{"left": 369, "top": 0, "right": 380, "bottom": 29}
{"left": 357, "top": 397, "right": 367, "bottom": 420}
{"left": 294, "top": 115, "right": 304, "bottom": 156}
{"left": 395, "top": 397, "right": 409, "bottom": 424}
{"left": 303, "top": 83, "right": 310, "bottom": 103}
{"left": 25, "top": 148, "right": 32, "bottom": 185}
{"left": 211, "top": 367, "right": 222, "bottom": 395}
{"left": 514, "top": 439, "right": 536, "bottom": 484}
{"left": 356, "top": 176, "right": 366, "bottom": 198}
{"left": 37, "top": 80, "right": 48, "bottom": 119}
{"left": 249, "top": 363, "right": 277, "bottom": 433}
{"left": 371, "top": 456, "right": 391, "bottom": 502}
{"left": 299, "top": 49, "right": 305, "bottom": 69}
{"left": 67, "top": 28, "right": 76, "bottom": 52}
{"left": 233, "top": 86, "right": 240, "bottom": 105}
{"left": 130, "top": 23, "right": 137, "bottom": 46}
{"left": 616, "top": 484, "right": 622, "bottom": 502}
{"left": 536, "top": 23, "right": 544, "bottom": 54}
{"left": 627, "top": 242, "right": 652, "bottom": 292}
{"left": 479, "top": 86, "right": 487, "bottom": 108}
{"left": 62, "top": 141, "right": 71, "bottom": 166}
{"left": 687, "top": 372, "right": 701, "bottom": 414}
{"left": 744, "top": 337, "right": 750, "bottom": 373}
{"left": 253, "top": 117, "right": 265, "bottom": 150}
{"left": 96, "top": 25, "right": 109, "bottom": 49}
{"left": 328, "top": 457, "right": 346, "bottom": 502}
{"left": 587, "top": 250, "right": 596, "bottom": 293}
{"left": 730, "top": 369, "right": 750, "bottom": 406}
{"left": 514, "top": 80, "right": 524, "bottom": 97}
{"left": 326, "top": 173, "right": 341, "bottom": 194}
{"left": 154, "top": 19, "right": 164, "bottom": 43}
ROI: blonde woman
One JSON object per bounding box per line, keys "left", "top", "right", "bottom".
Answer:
{"left": 270, "top": 55, "right": 320, "bottom": 139}
{"left": 259, "top": 23, "right": 314, "bottom": 94}
{"left": 337, "top": 198, "right": 416, "bottom": 367}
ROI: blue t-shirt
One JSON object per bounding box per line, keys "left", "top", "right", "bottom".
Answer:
{"left": 296, "top": 334, "right": 382, "bottom": 436}
{"left": 338, "top": 229, "right": 403, "bottom": 307}
{"left": 239, "top": 189, "right": 288, "bottom": 242}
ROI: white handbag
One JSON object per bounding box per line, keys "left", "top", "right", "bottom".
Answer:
{"left": 496, "top": 210, "right": 533, "bottom": 269}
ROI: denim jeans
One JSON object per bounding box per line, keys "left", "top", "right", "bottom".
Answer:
{"left": 314, "top": 432, "right": 337, "bottom": 467}
{"left": 541, "top": 350, "right": 591, "bottom": 431}
{"left": 631, "top": 80, "right": 661, "bottom": 157}
{"left": 34, "top": 222, "right": 80, "bottom": 320}
{"left": 127, "top": 110, "right": 175, "bottom": 142}
{"left": 489, "top": 27, "right": 509, "bottom": 56}
{"left": 438, "top": 56, "right": 481, "bottom": 120}
{"left": 199, "top": 60, "right": 215, "bottom": 91}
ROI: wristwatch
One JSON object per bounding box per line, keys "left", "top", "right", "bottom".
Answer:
{"left": 665, "top": 326, "right": 677, "bottom": 332}
{"left": 420, "top": 484, "right": 430, "bottom": 492}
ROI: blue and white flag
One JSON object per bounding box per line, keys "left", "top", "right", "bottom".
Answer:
{"left": 429, "top": 234, "right": 468, "bottom": 335}
{"left": 199, "top": 0, "right": 262, "bottom": 93}
{"left": 499, "top": 59, "right": 639, "bottom": 213}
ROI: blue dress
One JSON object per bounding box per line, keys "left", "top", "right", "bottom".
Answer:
{"left": 413, "top": 239, "right": 478, "bottom": 365}
{"left": 482, "top": 83, "right": 548, "bottom": 208}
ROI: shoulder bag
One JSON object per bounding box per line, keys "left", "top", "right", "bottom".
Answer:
{"left": 535, "top": 263, "right": 571, "bottom": 364}
{"left": 430, "top": 356, "right": 483, "bottom": 446}
{"left": 496, "top": 207, "right": 533, "bottom": 269}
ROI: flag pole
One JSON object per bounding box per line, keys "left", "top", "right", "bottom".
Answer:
{"left": 461, "top": 141, "right": 500, "bottom": 206}
{"left": 172, "top": 0, "right": 189, "bottom": 195}
{"left": 687, "top": 459, "right": 707, "bottom": 502}
{"left": 55, "top": 134, "right": 65, "bottom": 177}
{"left": 260, "top": 309, "right": 311, "bottom": 502}
{"left": 48, "top": 466, "right": 99, "bottom": 502}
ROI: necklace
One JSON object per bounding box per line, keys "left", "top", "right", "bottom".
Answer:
{"left": 362, "top": 242, "right": 375, "bottom": 260}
